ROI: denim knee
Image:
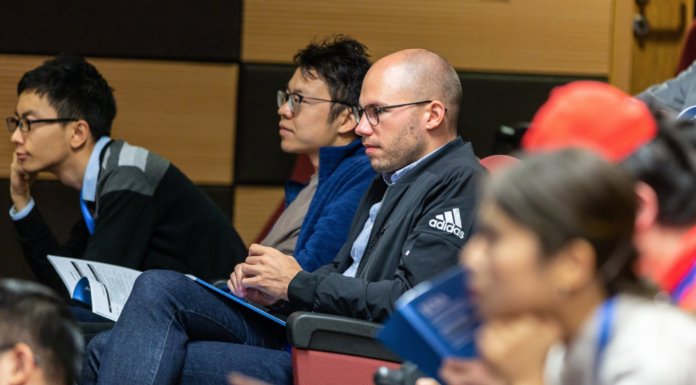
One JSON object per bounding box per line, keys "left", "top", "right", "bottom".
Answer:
{"left": 129, "top": 270, "right": 191, "bottom": 305}
{"left": 80, "top": 330, "right": 112, "bottom": 385}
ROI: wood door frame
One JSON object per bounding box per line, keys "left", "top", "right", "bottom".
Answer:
{"left": 611, "top": 0, "right": 635, "bottom": 93}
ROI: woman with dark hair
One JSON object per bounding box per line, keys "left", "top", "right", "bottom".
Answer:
{"left": 422, "top": 149, "right": 696, "bottom": 385}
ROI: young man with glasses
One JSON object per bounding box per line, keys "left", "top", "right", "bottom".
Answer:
{"left": 265, "top": 35, "right": 375, "bottom": 272}
{"left": 7, "top": 53, "right": 251, "bottom": 296}
{"left": 0, "top": 279, "right": 82, "bottom": 385}
{"left": 81, "top": 49, "right": 485, "bottom": 385}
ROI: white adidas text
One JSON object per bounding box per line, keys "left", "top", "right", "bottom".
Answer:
{"left": 429, "top": 208, "right": 465, "bottom": 239}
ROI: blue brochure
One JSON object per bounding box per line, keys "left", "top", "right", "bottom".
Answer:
{"left": 188, "top": 276, "right": 286, "bottom": 327}
{"left": 678, "top": 106, "right": 696, "bottom": 121}
{"left": 378, "top": 267, "right": 478, "bottom": 381}
{"left": 72, "top": 276, "right": 93, "bottom": 306}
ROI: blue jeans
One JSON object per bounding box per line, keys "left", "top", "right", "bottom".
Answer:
{"left": 80, "top": 270, "right": 293, "bottom": 385}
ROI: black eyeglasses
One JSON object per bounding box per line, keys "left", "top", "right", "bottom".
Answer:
{"left": 277, "top": 91, "right": 352, "bottom": 113}
{"left": 352, "top": 101, "right": 446, "bottom": 126}
{"left": 6, "top": 117, "right": 78, "bottom": 133}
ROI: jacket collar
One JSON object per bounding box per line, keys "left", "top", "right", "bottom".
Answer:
{"left": 82, "top": 136, "right": 113, "bottom": 202}
{"left": 286, "top": 138, "right": 365, "bottom": 206}
{"left": 392, "top": 137, "right": 470, "bottom": 184}
{"left": 318, "top": 138, "right": 365, "bottom": 179}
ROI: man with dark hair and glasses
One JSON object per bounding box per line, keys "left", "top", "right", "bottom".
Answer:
{"left": 261, "top": 34, "right": 375, "bottom": 272}
{"left": 0, "top": 279, "right": 82, "bottom": 385}
{"left": 7, "top": 53, "right": 249, "bottom": 298}
{"left": 81, "top": 49, "right": 484, "bottom": 385}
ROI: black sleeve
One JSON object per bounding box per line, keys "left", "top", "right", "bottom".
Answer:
{"left": 13, "top": 207, "right": 90, "bottom": 295}
{"left": 271, "top": 245, "right": 348, "bottom": 316}
{"left": 287, "top": 168, "right": 484, "bottom": 323}
{"left": 13, "top": 172, "right": 155, "bottom": 295}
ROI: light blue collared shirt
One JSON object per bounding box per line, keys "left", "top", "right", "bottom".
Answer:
{"left": 82, "top": 136, "right": 112, "bottom": 202}
{"left": 10, "top": 136, "right": 112, "bottom": 220}
{"left": 343, "top": 144, "right": 445, "bottom": 278}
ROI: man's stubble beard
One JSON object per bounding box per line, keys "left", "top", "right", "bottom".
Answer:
{"left": 371, "top": 123, "right": 426, "bottom": 173}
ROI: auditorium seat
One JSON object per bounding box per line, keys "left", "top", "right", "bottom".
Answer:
{"left": 286, "top": 312, "right": 401, "bottom": 385}
{"left": 479, "top": 154, "right": 521, "bottom": 174}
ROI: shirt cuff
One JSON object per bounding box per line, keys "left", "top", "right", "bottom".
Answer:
{"left": 10, "top": 198, "right": 35, "bottom": 221}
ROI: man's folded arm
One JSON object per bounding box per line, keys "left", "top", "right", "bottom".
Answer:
{"left": 13, "top": 204, "right": 91, "bottom": 295}
{"left": 287, "top": 231, "right": 462, "bottom": 323}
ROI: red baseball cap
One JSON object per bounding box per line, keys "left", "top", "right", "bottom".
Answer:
{"left": 522, "top": 81, "right": 658, "bottom": 163}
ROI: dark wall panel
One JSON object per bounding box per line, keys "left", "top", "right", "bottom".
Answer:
{"left": 0, "top": 181, "right": 80, "bottom": 281}
{"left": 457, "top": 73, "right": 606, "bottom": 158}
{"left": 0, "top": 180, "right": 232, "bottom": 281}
{"left": 235, "top": 64, "right": 297, "bottom": 185}
{"left": 0, "top": 1, "right": 242, "bottom": 62}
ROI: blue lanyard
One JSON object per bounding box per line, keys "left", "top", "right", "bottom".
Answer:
{"left": 80, "top": 192, "right": 96, "bottom": 235}
{"left": 594, "top": 297, "right": 616, "bottom": 382}
{"left": 672, "top": 259, "right": 696, "bottom": 304}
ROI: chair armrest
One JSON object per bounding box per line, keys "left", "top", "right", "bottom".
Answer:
{"left": 286, "top": 311, "right": 402, "bottom": 363}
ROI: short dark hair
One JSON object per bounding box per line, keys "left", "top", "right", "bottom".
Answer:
{"left": 490, "top": 149, "right": 643, "bottom": 296}
{"left": 293, "top": 35, "right": 371, "bottom": 121}
{"left": 622, "top": 108, "right": 696, "bottom": 227}
{"left": 0, "top": 280, "right": 83, "bottom": 385}
{"left": 18, "top": 53, "right": 117, "bottom": 139}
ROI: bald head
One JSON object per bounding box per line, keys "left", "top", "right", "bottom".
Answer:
{"left": 368, "top": 49, "right": 462, "bottom": 132}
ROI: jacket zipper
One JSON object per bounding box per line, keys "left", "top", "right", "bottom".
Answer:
{"left": 358, "top": 185, "right": 392, "bottom": 279}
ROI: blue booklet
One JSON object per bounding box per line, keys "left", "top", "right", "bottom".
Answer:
{"left": 678, "top": 105, "right": 696, "bottom": 121}
{"left": 378, "top": 267, "right": 478, "bottom": 381}
{"left": 188, "top": 276, "right": 286, "bottom": 326}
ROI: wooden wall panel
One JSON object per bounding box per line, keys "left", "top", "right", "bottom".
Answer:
{"left": 233, "top": 186, "right": 286, "bottom": 247}
{"left": 0, "top": 55, "right": 238, "bottom": 184}
{"left": 0, "top": 56, "right": 45, "bottom": 179}
{"left": 242, "top": 0, "right": 613, "bottom": 76}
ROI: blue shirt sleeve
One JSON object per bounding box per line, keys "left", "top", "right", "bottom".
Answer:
{"left": 9, "top": 197, "right": 35, "bottom": 221}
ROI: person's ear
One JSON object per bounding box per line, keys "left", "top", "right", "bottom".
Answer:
{"left": 69, "top": 120, "right": 92, "bottom": 150}
{"left": 635, "top": 182, "right": 659, "bottom": 234}
{"left": 5, "top": 343, "right": 37, "bottom": 385}
{"left": 423, "top": 100, "right": 447, "bottom": 132}
{"left": 335, "top": 108, "right": 358, "bottom": 135}
{"left": 549, "top": 238, "right": 596, "bottom": 296}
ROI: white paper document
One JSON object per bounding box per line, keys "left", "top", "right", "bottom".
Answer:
{"left": 48, "top": 256, "right": 142, "bottom": 321}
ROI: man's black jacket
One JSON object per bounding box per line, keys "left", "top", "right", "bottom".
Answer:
{"left": 285, "top": 137, "right": 486, "bottom": 323}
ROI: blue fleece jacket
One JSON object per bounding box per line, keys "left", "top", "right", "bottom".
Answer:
{"left": 286, "top": 139, "right": 375, "bottom": 272}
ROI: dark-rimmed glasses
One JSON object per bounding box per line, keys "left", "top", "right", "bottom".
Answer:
{"left": 6, "top": 117, "right": 78, "bottom": 133}
{"left": 352, "top": 101, "right": 446, "bottom": 126}
{"left": 277, "top": 91, "right": 352, "bottom": 113}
